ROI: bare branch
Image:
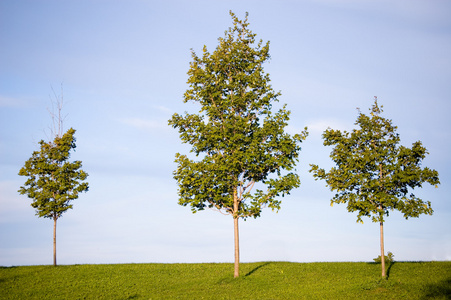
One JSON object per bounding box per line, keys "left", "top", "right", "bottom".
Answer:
{"left": 47, "top": 83, "right": 68, "bottom": 139}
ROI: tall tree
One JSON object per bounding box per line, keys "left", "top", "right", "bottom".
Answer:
{"left": 18, "top": 92, "right": 88, "bottom": 266}
{"left": 310, "top": 98, "right": 440, "bottom": 277}
{"left": 169, "top": 11, "right": 307, "bottom": 278}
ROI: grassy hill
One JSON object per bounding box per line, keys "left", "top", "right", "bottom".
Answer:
{"left": 1, "top": 261, "right": 450, "bottom": 299}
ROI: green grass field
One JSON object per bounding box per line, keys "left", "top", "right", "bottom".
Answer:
{"left": 1, "top": 261, "right": 450, "bottom": 299}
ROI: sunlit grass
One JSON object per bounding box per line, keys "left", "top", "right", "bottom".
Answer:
{"left": 1, "top": 261, "right": 450, "bottom": 299}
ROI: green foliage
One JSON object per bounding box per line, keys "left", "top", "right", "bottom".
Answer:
{"left": 310, "top": 98, "right": 440, "bottom": 224}
{"left": 374, "top": 252, "right": 395, "bottom": 264}
{"left": 1, "top": 262, "right": 450, "bottom": 299}
{"left": 18, "top": 128, "right": 89, "bottom": 219}
{"left": 169, "top": 11, "right": 307, "bottom": 219}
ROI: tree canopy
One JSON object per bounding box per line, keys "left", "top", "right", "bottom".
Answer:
{"left": 169, "top": 11, "right": 307, "bottom": 277}
{"left": 19, "top": 128, "right": 88, "bottom": 219}
{"left": 310, "top": 97, "right": 440, "bottom": 277}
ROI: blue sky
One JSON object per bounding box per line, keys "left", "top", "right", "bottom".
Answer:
{"left": 1, "top": 0, "right": 450, "bottom": 266}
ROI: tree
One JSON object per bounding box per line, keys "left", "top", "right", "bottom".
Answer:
{"left": 18, "top": 93, "right": 88, "bottom": 266}
{"left": 169, "top": 11, "right": 307, "bottom": 278}
{"left": 310, "top": 97, "right": 440, "bottom": 277}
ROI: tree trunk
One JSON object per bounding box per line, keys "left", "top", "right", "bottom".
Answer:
{"left": 53, "top": 215, "right": 57, "bottom": 266}
{"left": 234, "top": 215, "right": 239, "bottom": 278}
{"left": 378, "top": 165, "right": 386, "bottom": 277}
{"left": 233, "top": 188, "right": 240, "bottom": 278}
{"left": 380, "top": 220, "right": 385, "bottom": 277}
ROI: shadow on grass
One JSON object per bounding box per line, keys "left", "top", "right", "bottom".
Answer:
{"left": 386, "top": 261, "right": 395, "bottom": 279}
{"left": 245, "top": 262, "right": 271, "bottom": 277}
{"left": 216, "top": 263, "right": 272, "bottom": 285}
{"left": 422, "top": 278, "right": 451, "bottom": 299}
{"left": 366, "top": 261, "right": 396, "bottom": 279}
{"left": 0, "top": 266, "right": 20, "bottom": 284}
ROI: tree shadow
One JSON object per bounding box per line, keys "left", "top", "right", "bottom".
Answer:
{"left": 0, "top": 266, "right": 20, "bottom": 284}
{"left": 366, "top": 261, "right": 396, "bottom": 279}
{"left": 422, "top": 278, "right": 451, "bottom": 299}
{"left": 386, "top": 261, "right": 395, "bottom": 279}
{"left": 245, "top": 262, "right": 271, "bottom": 277}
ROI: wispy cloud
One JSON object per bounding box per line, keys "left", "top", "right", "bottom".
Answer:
{"left": 120, "top": 117, "right": 169, "bottom": 132}
{"left": 307, "top": 119, "right": 353, "bottom": 135}
{"left": 0, "top": 180, "right": 30, "bottom": 223}
{"left": 0, "top": 96, "right": 28, "bottom": 108}
{"left": 285, "top": 125, "right": 307, "bottom": 136}
{"left": 154, "top": 105, "right": 172, "bottom": 114}
{"left": 311, "top": 0, "right": 449, "bottom": 21}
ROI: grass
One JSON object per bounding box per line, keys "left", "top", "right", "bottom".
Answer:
{"left": 0, "top": 261, "right": 450, "bottom": 299}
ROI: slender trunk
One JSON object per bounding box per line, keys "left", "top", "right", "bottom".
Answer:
{"left": 380, "top": 220, "right": 385, "bottom": 278}
{"left": 234, "top": 216, "right": 239, "bottom": 278}
{"left": 378, "top": 164, "right": 385, "bottom": 277}
{"left": 53, "top": 215, "right": 57, "bottom": 266}
{"left": 233, "top": 188, "right": 240, "bottom": 278}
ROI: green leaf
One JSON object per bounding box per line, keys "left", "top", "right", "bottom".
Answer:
{"left": 311, "top": 97, "right": 439, "bottom": 223}
{"left": 18, "top": 128, "right": 89, "bottom": 219}
{"left": 169, "top": 11, "right": 307, "bottom": 220}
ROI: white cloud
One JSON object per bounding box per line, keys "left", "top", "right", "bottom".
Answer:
{"left": 285, "top": 125, "right": 306, "bottom": 136}
{"left": 120, "top": 117, "right": 169, "bottom": 132}
{"left": 154, "top": 105, "right": 172, "bottom": 114}
{"left": 0, "top": 180, "right": 32, "bottom": 223}
{"left": 307, "top": 119, "right": 353, "bottom": 136}
{"left": 0, "top": 96, "right": 29, "bottom": 108}
{"left": 311, "top": 0, "right": 450, "bottom": 21}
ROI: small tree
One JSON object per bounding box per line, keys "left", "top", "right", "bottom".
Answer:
{"left": 169, "top": 11, "right": 307, "bottom": 278}
{"left": 310, "top": 98, "right": 439, "bottom": 277}
{"left": 18, "top": 93, "right": 88, "bottom": 266}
